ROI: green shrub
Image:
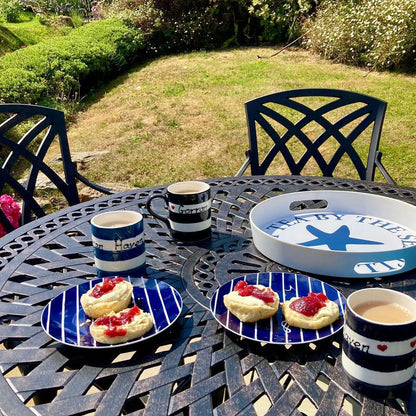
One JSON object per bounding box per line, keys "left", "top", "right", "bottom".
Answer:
{"left": 0, "top": 19, "right": 145, "bottom": 103}
{"left": 0, "top": 68, "right": 45, "bottom": 102}
{"left": 103, "top": 0, "right": 317, "bottom": 52}
{"left": 304, "top": 0, "right": 416, "bottom": 71}
{"left": 0, "top": 0, "right": 23, "bottom": 22}
{"left": 104, "top": 0, "right": 219, "bottom": 52}
{"left": 247, "top": 0, "right": 317, "bottom": 42}
{"left": 23, "top": 0, "right": 94, "bottom": 19}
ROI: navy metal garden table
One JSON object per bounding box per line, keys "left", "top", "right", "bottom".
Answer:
{"left": 1, "top": 175, "right": 416, "bottom": 416}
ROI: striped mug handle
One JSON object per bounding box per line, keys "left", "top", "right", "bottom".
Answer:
{"left": 146, "top": 194, "right": 171, "bottom": 228}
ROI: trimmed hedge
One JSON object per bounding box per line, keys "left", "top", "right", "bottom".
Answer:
{"left": 0, "top": 19, "right": 145, "bottom": 104}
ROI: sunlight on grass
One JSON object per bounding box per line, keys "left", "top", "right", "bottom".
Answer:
{"left": 66, "top": 47, "right": 416, "bottom": 188}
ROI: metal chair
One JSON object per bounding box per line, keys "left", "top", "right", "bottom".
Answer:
{"left": 236, "top": 88, "right": 396, "bottom": 184}
{"left": 0, "top": 103, "right": 113, "bottom": 233}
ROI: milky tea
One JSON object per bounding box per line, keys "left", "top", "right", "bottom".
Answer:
{"left": 97, "top": 220, "right": 134, "bottom": 228}
{"left": 353, "top": 300, "right": 414, "bottom": 324}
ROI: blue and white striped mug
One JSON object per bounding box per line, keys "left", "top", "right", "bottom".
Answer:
{"left": 146, "top": 181, "right": 211, "bottom": 241}
{"left": 91, "top": 210, "right": 145, "bottom": 276}
{"left": 342, "top": 288, "right": 416, "bottom": 398}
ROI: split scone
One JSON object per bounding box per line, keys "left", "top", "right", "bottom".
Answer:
{"left": 281, "top": 292, "right": 339, "bottom": 330}
{"left": 223, "top": 280, "right": 280, "bottom": 323}
{"left": 90, "top": 305, "right": 153, "bottom": 344}
{"left": 81, "top": 277, "right": 133, "bottom": 319}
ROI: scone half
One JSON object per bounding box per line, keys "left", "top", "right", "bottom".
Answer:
{"left": 90, "top": 305, "right": 153, "bottom": 345}
{"left": 81, "top": 277, "right": 133, "bottom": 318}
{"left": 282, "top": 293, "right": 339, "bottom": 330}
{"left": 223, "top": 282, "right": 280, "bottom": 323}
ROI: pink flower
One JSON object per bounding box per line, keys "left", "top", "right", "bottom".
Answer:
{"left": 21, "top": 45, "right": 26, "bottom": 49}
{"left": 0, "top": 194, "right": 21, "bottom": 237}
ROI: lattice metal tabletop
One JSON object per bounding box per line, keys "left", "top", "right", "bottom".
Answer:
{"left": 1, "top": 175, "right": 416, "bottom": 416}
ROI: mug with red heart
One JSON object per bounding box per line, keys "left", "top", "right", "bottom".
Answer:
{"left": 342, "top": 288, "right": 416, "bottom": 398}
{"left": 146, "top": 181, "right": 211, "bottom": 241}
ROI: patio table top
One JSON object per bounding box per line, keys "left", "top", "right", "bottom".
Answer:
{"left": 1, "top": 175, "right": 416, "bottom": 416}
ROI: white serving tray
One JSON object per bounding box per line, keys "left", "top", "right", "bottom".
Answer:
{"left": 250, "top": 190, "right": 416, "bottom": 278}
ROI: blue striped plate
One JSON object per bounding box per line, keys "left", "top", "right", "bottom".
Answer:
{"left": 210, "top": 272, "right": 346, "bottom": 345}
{"left": 41, "top": 277, "right": 183, "bottom": 349}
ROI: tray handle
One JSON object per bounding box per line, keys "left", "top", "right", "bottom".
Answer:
{"left": 289, "top": 198, "right": 329, "bottom": 212}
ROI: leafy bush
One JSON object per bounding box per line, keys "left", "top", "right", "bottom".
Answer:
{"left": 104, "top": 0, "right": 219, "bottom": 52}
{"left": 22, "top": 0, "right": 93, "bottom": 19}
{"left": 103, "top": 0, "right": 317, "bottom": 52}
{"left": 0, "top": 0, "right": 23, "bottom": 22}
{"left": 0, "top": 19, "right": 145, "bottom": 103}
{"left": 0, "top": 68, "right": 45, "bottom": 102}
{"left": 247, "top": 0, "right": 317, "bottom": 42}
{"left": 106, "top": 0, "right": 162, "bottom": 33}
{"left": 304, "top": 0, "right": 416, "bottom": 71}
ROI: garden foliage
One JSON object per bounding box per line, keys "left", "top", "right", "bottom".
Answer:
{"left": 0, "top": 0, "right": 415, "bottom": 107}
{"left": 0, "top": 0, "right": 23, "bottom": 22}
{"left": 0, "top": 19, "right": 144, "bottom": 104}
{"left": 103, "top": 0, "right": 317, "bottom": 52}
{"left": 304, "top": 0, "right": 416, "bottom": 71}
{"left": 21, "top": 0, "right": 93, "bottom": 19}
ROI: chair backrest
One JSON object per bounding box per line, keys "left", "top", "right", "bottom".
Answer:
{"left": 236, "top": 88, "right": 393, "bottom": 183}
{"left": 0, "top": 104, "right": 81, "bottom": 230}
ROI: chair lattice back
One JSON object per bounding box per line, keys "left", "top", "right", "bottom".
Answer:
{"left": 0, "top": 104, "right": 112, "bottom": 233}
{"left": 236, "top": 88, "right": 395, "bottom": 184}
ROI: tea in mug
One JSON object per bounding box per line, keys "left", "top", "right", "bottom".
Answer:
{"left": 98, "top": 220, "right": 134, "bottom": 228}
{"left": 177, "top": 187, "right": 203, "bottom": 194}
{"left": 353, "top": 300, "right": 414, "bottom": 324}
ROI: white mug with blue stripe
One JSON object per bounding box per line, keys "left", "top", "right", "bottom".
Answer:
{"left": 91, "top": 210, "right": 145, "bottom": 276}
{"left": 146, "top": 181, "right": 211, "bottom": 241}
{"left": 342, "top": 288, "right": 416, "bottom": 398}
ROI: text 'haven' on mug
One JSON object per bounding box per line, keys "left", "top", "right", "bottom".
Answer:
{"left": 342, "top": 288, "right": 416, "bottom": 398}
{"left": 91, "top": 210, "right": 145, "bottom": 276}
{"left": 146, "top": 181, "right": 211, "bottom": 241}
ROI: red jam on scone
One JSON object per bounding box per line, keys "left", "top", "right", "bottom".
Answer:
{"left": 223, "top": 280, "right": 280, "bottom": 323}
{"left": 80, "top": 277, "right": 133, "bottom": 319}
{"left": 90, "top": 305, "right": 153, "bottom": 344}
{"left": 90, "top": 277, "right": 124, "bottom": 298}
{"left": 289, "top": 292, "right": 329, "bottom": 316}
{"left": 234, "top": 280, "right": 275, "bottom": 303}
{"left": 282, "top": 292, "right": 339, "bottom": 330}
{"left": 93, "top": 305, "right": 142, "bottom": 338}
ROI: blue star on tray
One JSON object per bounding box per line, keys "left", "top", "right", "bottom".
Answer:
{"left": 298, "top": 224, "right": 383, "bottom": 251}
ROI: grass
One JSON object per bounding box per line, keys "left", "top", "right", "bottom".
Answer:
{"left": 51, "top": 46, "right": 416, "bottom": 189}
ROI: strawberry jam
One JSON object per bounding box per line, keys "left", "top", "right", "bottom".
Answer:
{"left": 90, "top": 277, "right": 124, "bottom": 298}
{"left": 94, "top": 305, "right": 141, "bottom": 337}
{"left": 234, "top": 280, "right": 275, "bottom": 304}
{"left": 289, "top": 292, "right": 328, "bottom": 317}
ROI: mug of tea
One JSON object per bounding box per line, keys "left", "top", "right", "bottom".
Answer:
{"left": 91, "top": 210, "right": 146, "bottom": 276}
{"left": 146, "top": 181, "right": 211, "bottom": 241}
{"left": 342, "top": 288, "right": 416, "bottom": 398}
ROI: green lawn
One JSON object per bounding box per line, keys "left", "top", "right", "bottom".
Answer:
{"left": 65, "top": 47, "right": 416, "bottom": 189}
